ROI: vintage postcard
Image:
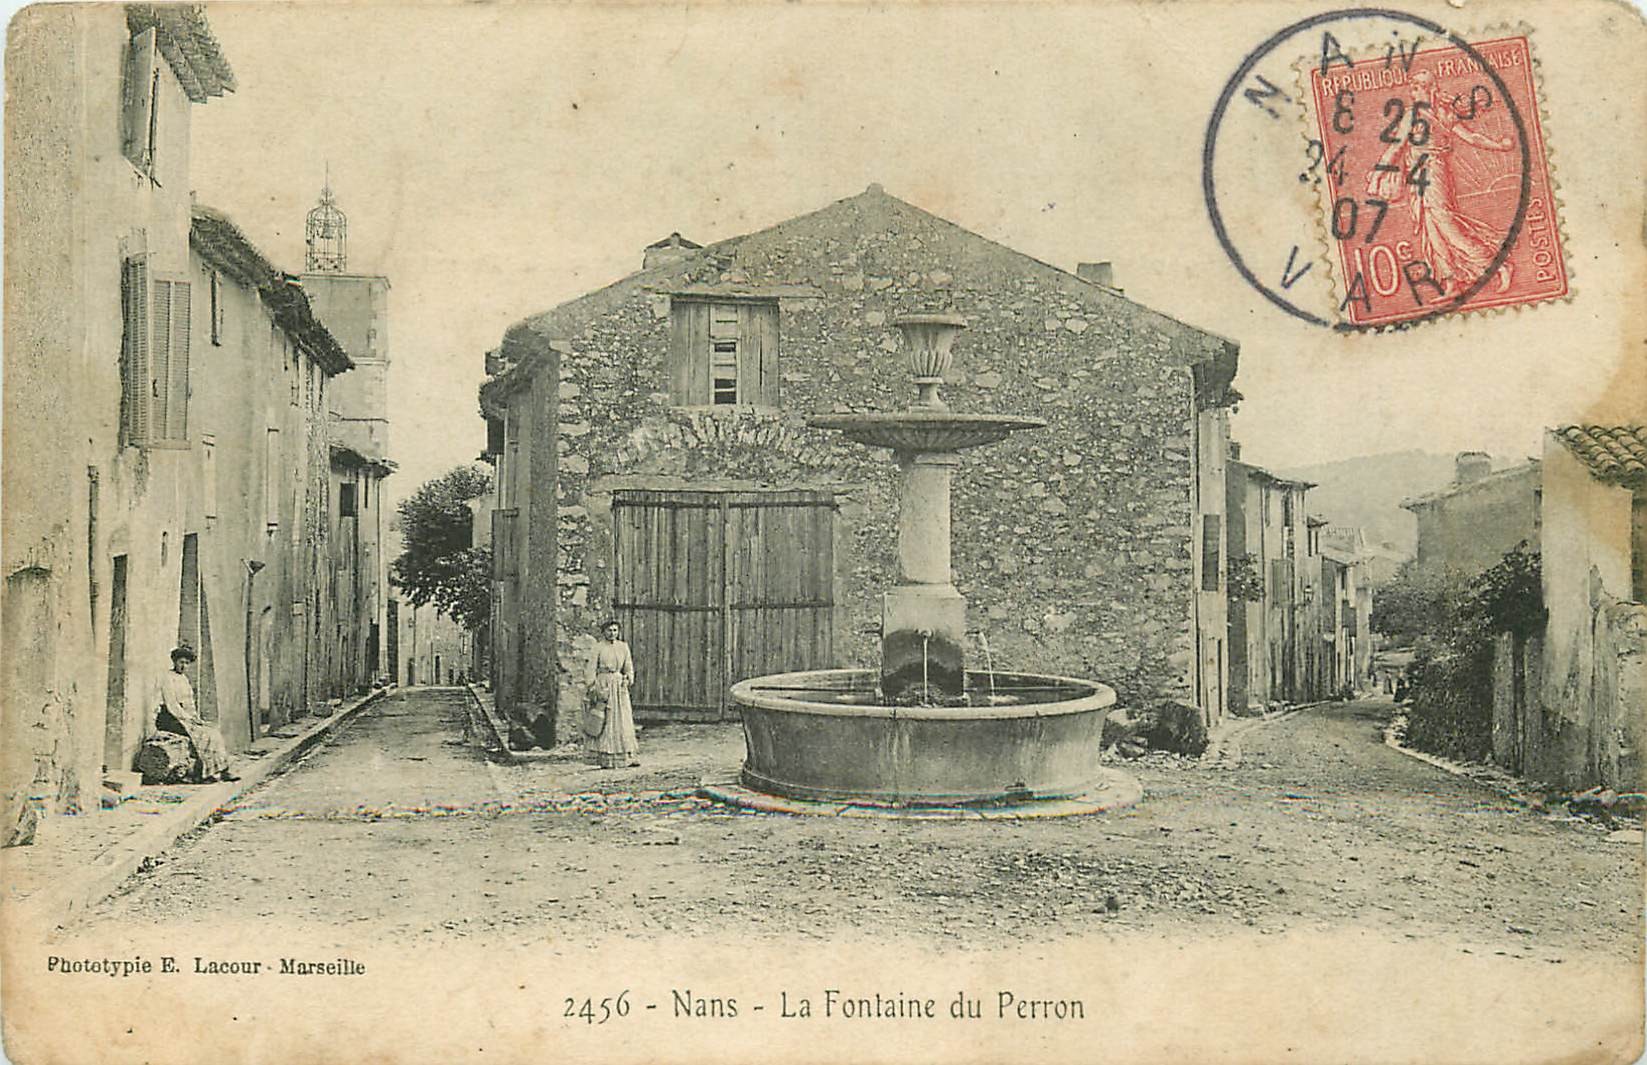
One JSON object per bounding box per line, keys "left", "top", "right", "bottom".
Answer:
{"left": 2, "top": 1, "right": 1643, "bottom": 1063}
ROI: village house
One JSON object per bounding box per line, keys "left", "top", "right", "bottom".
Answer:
{"left": 1225, "top": 454, "right": 1315, "bottom": 711}
{"left": 2, "top": 4, "right": 389, "bottom": 843}
{"left": 1318, "top": 543, "right": 1373, "bottom": 696}
{"left": 1223, "top": 454, "right": 1375, "bottom": 713}
{"left": 1489, "top": 426, "right": 1646, "bottom": 789}
{"left": 185, "top": 207, "right": 356, "bottom": 736}
{"left": 479, "top": 184, "right": 1241, "bottom": 740}
{"left": 1320, "top": 524, "right": 1405, "bottom": 587}
{"left": 1403, "top": 452, "right": 1542, "bottom": 577}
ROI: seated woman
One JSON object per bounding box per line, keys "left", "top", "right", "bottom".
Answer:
{"left": 155, "top": 646, "right": 239, "bottom": 783}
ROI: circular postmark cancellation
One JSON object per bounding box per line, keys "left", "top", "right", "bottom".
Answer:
{"left": 1203, "top": 9, "right": 1568, "bottom": 331}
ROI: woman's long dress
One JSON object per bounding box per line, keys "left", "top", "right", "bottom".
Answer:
{"left": 585, "top": 639, "right": 638, "bottom": 768}
{"left": 157, "top": 670, "right": 231, "bottom": 780}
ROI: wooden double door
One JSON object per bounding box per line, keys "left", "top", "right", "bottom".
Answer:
{"left": 611, "top": 489, "right": 835, "bottom": 720}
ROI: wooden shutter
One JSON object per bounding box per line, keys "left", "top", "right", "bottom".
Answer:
{"left": 668, "top": 300, "right": 712, "bottom": 405}
{"left": 1200, "top": 514, "right": 1220, "bottom": 591}
{"left": 150, "top": 279, "right": 173, "bottom": 437}
{"left": 122, "top": 29, "right": 157, "bottom": 169}
{"left": 148, "top": 278, "right": 189, "bottom": 442}
{"left": 166, "top": 281, "right": 191, "bottom": 440}
{"left": 737, "top": 301, "right": 780, "bottom": 407}
{"left": 120, "top": 257, "right": 150, "bottom": 444}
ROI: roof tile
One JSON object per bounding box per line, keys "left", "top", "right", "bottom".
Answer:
{"left": 1555, "top": 425, "right": 1647, "bottom": 485}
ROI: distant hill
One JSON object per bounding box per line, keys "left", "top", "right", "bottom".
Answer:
{"left": 1271, "top": 450, "right": 1460, "bottom": 558}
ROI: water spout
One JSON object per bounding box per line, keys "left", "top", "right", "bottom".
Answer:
{"left": 919, "top": 628, "right": 932, "bottom": 701}
{"left": 974, "top": 631, "right": 998, "bottom": 702}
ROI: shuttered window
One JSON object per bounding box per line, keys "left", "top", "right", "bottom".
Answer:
{"left": 1200, "top": 514, "right": 1221, "bottom": 591}
{"left": 149, "top": 278, "right": 191, "bottom": 444}
{"left": 340, "top": 482, "right": 358, "bottom": 518}
{"left": 120, "top": 257, "right": 151, "bottom": 445}
{"left": 121, "top": 28, "right": 160, "bottom": 176}
{"left": 668, "top": 298, "right": 780, "bottom": 407}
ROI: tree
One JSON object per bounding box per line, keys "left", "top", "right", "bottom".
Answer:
{"left": 390, "top": 465, "right": 493, "bottom": 630}
{"left": 1369, "top": 560, "right": 1460, "bottom": 644}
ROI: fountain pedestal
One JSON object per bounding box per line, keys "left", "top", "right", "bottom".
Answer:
{"left": 883, "top": 450, "right": 965, "bottom": 700}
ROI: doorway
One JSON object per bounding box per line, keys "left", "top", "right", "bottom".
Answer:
{"left": 104, "top": 556, "right": 129, "bottom": 769}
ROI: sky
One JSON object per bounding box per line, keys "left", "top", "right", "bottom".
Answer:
{"left": 164, "top": 1, "right": 1645, "bottom": 506}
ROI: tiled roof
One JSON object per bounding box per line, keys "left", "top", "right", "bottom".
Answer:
{"left": 1555, "top": 425, "right": 1647, "bottom": 485}
{"left": 127, "top": 5, "right": 235, "bottom": 103}
{"left": 191, "top": 206, "right": 353, "bottom": 376}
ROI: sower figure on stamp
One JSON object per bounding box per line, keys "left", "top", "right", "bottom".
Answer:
{"left": 155, "top": 646, "right": 239, "bottom": 783}
{"left": 1367, "top": 68, "right": 1517, "bottom": 298}
{"left": 582, "top": 620, "right": 639, "bottom": 769}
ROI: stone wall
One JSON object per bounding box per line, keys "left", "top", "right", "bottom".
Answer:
{"left": 496, "top": 187, "right": 1236, "bottom": 719}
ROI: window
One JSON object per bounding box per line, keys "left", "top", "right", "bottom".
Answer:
{"left": 119, "top": 258, "right": 190, "bottom": 446}
{"left": 710, "top": 304, "right": 739, "bottom": 404}
{"left": 121, "top": 28, "right": 160, "bottom": 177}
{"left": 209, "top": 271, "right": 223, "bottom": 345}
{"left": 288, "top": 343, "right": 300, "bottom": 406}
{"left": 1200, "top": 514, "right": 1221, "bottom": 591}
{"left": 1281, "top": 490, "right": 1297, "bottom": 558}
{"left": 340, "top": 482, "right": 358, "bottom": 518}
{"left": 667, "top": 298, "right": 779, "bottom": 407}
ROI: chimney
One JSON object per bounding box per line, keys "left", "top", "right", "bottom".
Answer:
{"left": 643, "top": 231, "right": 701, "bottom": 271}
{"left": 1454, "top": 451, "right": 1492, "bottom": 485}
{"left": 1077, "top": 261, "right": 1116, "bottom": 289}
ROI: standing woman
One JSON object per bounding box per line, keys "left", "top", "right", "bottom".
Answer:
{"left": 584, "top": 619, "right": 639, "bottom": 768}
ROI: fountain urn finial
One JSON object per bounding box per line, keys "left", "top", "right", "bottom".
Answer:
{"left": 895, "top": 313, "right": 968, "bottom": 411}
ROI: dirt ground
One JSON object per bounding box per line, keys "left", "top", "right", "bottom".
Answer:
{"left": 74, "top": 687, "right": 1641, "bottom": 964}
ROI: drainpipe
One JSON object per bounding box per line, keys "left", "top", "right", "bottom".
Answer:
{"left": 87, "top": 466, "right": 101, "bottom": 627}
{"left": 244, "top": 560, "right": 265, "bottom": 739}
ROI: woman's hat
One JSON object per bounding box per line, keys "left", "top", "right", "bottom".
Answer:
{"left": 170, "top": 645, "right": 197, "bottom": 662}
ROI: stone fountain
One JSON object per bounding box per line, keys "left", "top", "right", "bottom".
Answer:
{"left": 717, "top": 314, "right": 1138, "bottom": 813}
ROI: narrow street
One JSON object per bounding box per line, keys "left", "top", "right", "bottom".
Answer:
{"left": 75, "top": 688, "right": 1641, "bottom": 962}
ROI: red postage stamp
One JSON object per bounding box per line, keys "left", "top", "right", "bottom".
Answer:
{"left": 1306, "top": 35, "right": 1567, "bottom": 328}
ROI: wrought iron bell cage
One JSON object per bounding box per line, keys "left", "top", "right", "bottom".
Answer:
{"left": 304, "top": 182, "right": 347, "bottom": 272}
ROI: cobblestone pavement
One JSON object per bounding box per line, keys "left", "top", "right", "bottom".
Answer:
{"left": 79, "top": 689, "right": 1643, "bottom": 961}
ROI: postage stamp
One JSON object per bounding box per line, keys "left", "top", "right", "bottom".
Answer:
{"left": 1302, "top": 34, "right": 1568, "bottom": 328}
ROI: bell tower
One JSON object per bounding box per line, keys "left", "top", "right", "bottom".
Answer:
{"left": 304, "top": 169, "right": 347, "bottom": 273}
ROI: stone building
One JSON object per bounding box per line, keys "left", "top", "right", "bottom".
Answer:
{"left": 1403, "top": 452, "right": 1542, "bottom": 577}
{"left": 1225, "top": 456, "right": 1315, "bottom": 711}
{"left": 1, "top": 4, "right": 386, "bottom": 842}
{"left": 1490, "top": 426, "right": 1646, "bottom": 788}
{"left": 478, "top": 185, "right": 1240, "bottom": 738}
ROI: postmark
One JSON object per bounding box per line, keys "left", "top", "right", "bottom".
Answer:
{"left": 1203, "top": 10, "right": 1568, "bottom": 332}
{"left": 1302, "top": 34, "right": 1567, "bottom": 327}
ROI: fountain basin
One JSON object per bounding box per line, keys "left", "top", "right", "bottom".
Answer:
{"left": 807, "top": 411, "right": 1047, "bottom": 453}
{"left": 731, "top": 668, "right": 1116, "bottom": 805}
